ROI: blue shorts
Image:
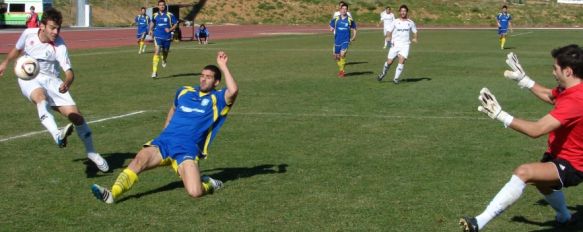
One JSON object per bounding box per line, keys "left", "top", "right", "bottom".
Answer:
{"left": 498, "top": 27, "right": 508, "bottom": 35}
{"left": 154, "top": 37, "right": 172, "bottom": 50}
{"left": 148, "top": 136, "right": 203, "bottom": 168}
{"left": 136, "top": 30, "right": 147, "bottom": 39}
{"left": 333, "top": 41, "right": 350, "bottom": 54}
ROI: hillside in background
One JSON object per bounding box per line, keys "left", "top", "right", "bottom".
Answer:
{"left": 52, "top": 0, "right": 583, "bottom": 27}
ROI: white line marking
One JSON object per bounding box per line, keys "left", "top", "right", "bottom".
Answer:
{"left": 510, "top": 31, "right": 534, "bottom": 37}
{"left": 231, "top": 112, "right": 488, "bottom": 120}
{"left": 0, "top": 110, "right": 147, "bottom": 143}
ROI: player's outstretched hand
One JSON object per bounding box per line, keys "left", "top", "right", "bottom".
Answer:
{"left": 477, "top": 87, "right": 514, "bottom": 127}
{"left": 0, "top": 62, "right": 6, "bottom": 77}
{"left": 504, "top": 52, "right": 535, "bottom": 89}
{"left": 217, "top": 51, "right": 228, "bottom": 67}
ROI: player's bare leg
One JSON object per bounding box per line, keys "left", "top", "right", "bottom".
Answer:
{"left": 57, "top": 105, "right": 109, "bottom": 172}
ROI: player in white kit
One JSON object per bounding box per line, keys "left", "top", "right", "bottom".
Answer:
{"left": 0, "top": 8, "right": 109, "bottom": 172}
{"left": 379, "top": 6, "right": 395, "bottom": 49}
{"left": 377, "top": 4, "right": 417, "bottom": 84}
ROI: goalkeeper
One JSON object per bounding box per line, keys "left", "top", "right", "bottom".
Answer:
{"left": 460, "top": 44, "right": 583, "bottom": 232}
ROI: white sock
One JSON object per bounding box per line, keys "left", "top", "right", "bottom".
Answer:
{"left": 476, "top": 175, "right": 526, "bottom": 230}
{"left": 381, "top": 62, "right": 390, "bottom": 76}
{"left": 394, "top": 64, "right": 404, "bottom": 81}
{"left": 75, "top": 123, "right": 96, "bottom": 154}
{"left": 36, "top": 100, "right": 60, "bottom": 143}
{"left": 544, "top": 191, "right": 571, "bottom": 223}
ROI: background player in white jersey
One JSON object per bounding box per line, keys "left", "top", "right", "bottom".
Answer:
{"left": 0, "top": 8, "right": 109, "bottom": 172}
{"left": 332, "top": 1, "right": 352, "bottom": 19}
{"left": 379, "top": 6, "right": 394, "bottom": 49}
{"left": 376, "top": 4, "right": 418, "bottom": 84}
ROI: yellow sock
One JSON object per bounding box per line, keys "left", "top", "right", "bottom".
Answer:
{"left": 202, "top": 182, "right": 212, "bottom": 194}
{"left": 152, "top": 55, "right": 160, "bottom": 73}
{"left": 340, "top": 58, "right": 346, "bottom": 72}
{"left": 111, "top": 168, "right": 139, "bottom": 199}
{"left": 139, "top": 41, "right": 144, "bottom": 51}
{"left": 501, "top": 37, "right": 506, "bottom": 49}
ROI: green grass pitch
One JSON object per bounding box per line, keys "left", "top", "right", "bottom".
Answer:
{"left": 1, "top": 29, "right": 582, "bottom": 231}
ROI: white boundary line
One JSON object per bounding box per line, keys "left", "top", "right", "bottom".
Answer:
{"left": 0, "top": 110, "right": 147, "bottom": 143}
{"left": 230, "top": 112, "right": 488, "bottom": 120}
{"left": 510, "top": 31, "right": 534, "bottom": 37}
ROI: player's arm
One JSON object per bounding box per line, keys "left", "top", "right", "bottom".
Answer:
{"left": 509, "top": 114, "right": 561, "bottom": 138}
{"left": 163, "top": 104, "right": 175, "bottom": 128}
{"left": 216, "top": 51, "right": 238, "bottom": 105}
{"left": 0, "top": 48, "right": 22, "bottom": 77}
{"left": 350, "top": 28, "right": 357, "bottom": 42}
{"left": 329, "top": 19, "right": 335, "bottom": 32}
{"left": 59, "top": 69, "right": 74, "bottom": 93}
{"left": 504, "top": 52, "right": 554, "bottom": 104}
{"left": 412, "top": 32, "right": 418, "bottom": 43}
{"left": 148, "top": 15, "right": 155, "bottom": 35}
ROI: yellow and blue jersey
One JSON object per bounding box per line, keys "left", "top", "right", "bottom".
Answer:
{"left": 496, "top": 12, "right": 512, "bottom": 30}
{"left": 135, "top": 14, "right": 150, "bottom": 36}
{"left": 330, "top": 16, "right": 356, "bottom": 45}
{"left": 152, "top": 11, "right": 177, "bottom": 40}
{"left": 151, "top": 86, "right": 231, "bottom": 166}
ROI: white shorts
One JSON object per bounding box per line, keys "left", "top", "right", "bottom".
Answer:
{"left": 387, "top": 44, "right": 411, "bottom": 60}
{"left": 18, "top": 74, "right": 76, "bottom": 106}
{"left": 383, "top": 27, "right": 391, "bottom": 36}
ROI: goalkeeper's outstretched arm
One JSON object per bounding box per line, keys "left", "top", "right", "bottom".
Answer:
{"left": 508, "top": 114, "right": 560, "bottom": 138}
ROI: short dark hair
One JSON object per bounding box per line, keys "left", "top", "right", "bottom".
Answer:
{"left": 399, "top": 4, "right": 409, "bottom": 12}
{"left": 140, "top": 7, "right": 146, "bottom": 10}
{"left": 340, "top": 3, "right": 348, "bottom": 8}
{"left": 30, "top": 6, "right": 35, "bottom": 10}
{"left": 158, "top": 0, "right": 166, "bottom": 5}
{"left": 386, "top": 7, "right": 391, "bottom": 10}
{"left": 203, "top": 65, "right": 222, "bottom": 82}
{"left": 40, "top": 8, "right": 62, "bottom": 26}
{"left": 552, "top": 44, "right": 583, "bottom": 79}
{"left": 502, "top": 5, "right": 508, "bottom": 9}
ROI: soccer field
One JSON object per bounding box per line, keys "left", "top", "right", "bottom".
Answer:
{"left": 1, "top": 29, "right": 582, "bottom": 231}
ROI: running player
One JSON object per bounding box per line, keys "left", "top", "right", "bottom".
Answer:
{"left": 496, "top": 5, "right": 513, "bottom": 50}
{"left": 0, "top": 8, "right": 109, "bottom": 172}
{"left": 149, "top": 0, "right": 177, "bottom": 79}
{"left": 377, "top": 4, "right": 417, "bottom": 84}
{"left": 329, "top": 3, "right": 356, "bottom": 78}
{"left": 135, "top": 7, "right": 151, "bottom": 54}
{"left": 379, "top": 6, "right": 394, "bottom": 49}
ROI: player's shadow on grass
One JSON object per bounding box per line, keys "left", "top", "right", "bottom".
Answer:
{"left": 510, "top": 200, "right": 583, "bottom": 231}
{"left": 503, "top": 47, "right": 516, "bottom": 50}
{"left": 344, "top": 71, "right": 373, "bottom": 77}
{"left": 160, "top": 72, "right": 201, "bottom": 79}
{"left": 116, "top": 164, "right": 288, "bottom": 203}
{"left": 345, "top": 61, "right": 367, "bottom": 66}
{"left": 381, "top": 77, "right": 431, "bottom": 84}
{"left": 76, "top": 152, "right": 136, "bottom": 178}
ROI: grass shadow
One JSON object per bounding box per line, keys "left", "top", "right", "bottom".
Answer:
{"left": 344, "top": 71, "right": 373, "bottom": 77}
{"left": 401, "top": 77, "right": 432, "bottom": 83}
{"left": 345, "top": 61, "right": 368, "bottom": 66}
{"left": 160, "top": 72, "right": 201, "bottom": 79}
{"left": 75, "top": 152, "right": 136, "bottom": 178}
{"left": 116, "top": 164, "right": 288, "bottom": 203}
{"left": 510, "top": 201, "right": 583, "bottom": 231}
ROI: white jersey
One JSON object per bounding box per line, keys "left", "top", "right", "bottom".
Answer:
{"left": 333, "top": 11, "right": 352, "bottom": 19}
{"left": 388, "top": 18, "right": 417, "bottom": 46}
{"left": 380, "top": 11, "right": 395, "bottom": 28}
{"left": 15, "top": 28, "right": 71, "bottom": 78}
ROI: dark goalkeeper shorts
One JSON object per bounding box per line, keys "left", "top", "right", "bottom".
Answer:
{"left": 541, "top": 153, "right": 583, "bottom": 189}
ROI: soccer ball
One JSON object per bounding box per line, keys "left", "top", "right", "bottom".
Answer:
{"left": 14, "top": 55, "right": 40, "bottom": 80}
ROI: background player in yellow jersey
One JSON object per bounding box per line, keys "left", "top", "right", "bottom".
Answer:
{"left": 91, "top": 51, "right": 238, "bottom": 203}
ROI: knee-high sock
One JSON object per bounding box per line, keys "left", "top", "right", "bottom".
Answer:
{"left": 544, "top": 191, "right": 571, "bottom": 223}
{"left": 75, "top": 122, "right": 96, "bottom": 154}
{"left": 501, "top": 37, "right": 506, "bottom": 49}
{"left": 476, "top": 175, "right": 526, "bottom": 230}
{"left": 152, "top": 55, "right": 160, "bottom": 73}
{"left": 37, "top": 100, "right": 60, "bottom": 143}
{"left": 111, "top": 168, "right": 139, "bottom": 199}
{"left": 139, "top": 41, "right": 144, "bottom": 51}
{"left": 394, "top": 64, "right": 404, "bottom": 80}
{"left": 339, "top": 57, "right": 346, "bottom": 71}
{"left": 162, "top": 49, "right": 169, "bottom": 62}
{"left": 336, "top": 59, "right": 342, "bottom": 71}
{"left": 380, "top": 62, "right": 391, "bottom": 77}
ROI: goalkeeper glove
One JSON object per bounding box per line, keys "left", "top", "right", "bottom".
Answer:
{"left": 477, "top": 87, "right": 514, "bottom": 127}
{"left": 504, "top": 52, "right": 535, "bottom": 89}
